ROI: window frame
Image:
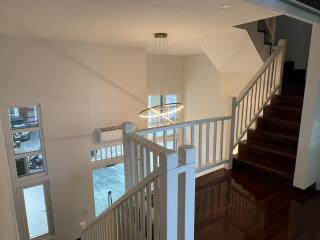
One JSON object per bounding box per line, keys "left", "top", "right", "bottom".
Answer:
{"left": 5, "top": 104, "right": 48, "bottom": 181}
{"left": 17, "top": 181, "right": 55, "bottom": 240}
{"left": 2, "top": 104, "right": 55, "bottom": 240}
{"left": 147, "top": 94, "right": 180, "bottom": 128}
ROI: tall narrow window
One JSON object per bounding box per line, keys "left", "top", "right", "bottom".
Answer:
{"left": 22, "top": 184, "right": 50, "bottom": 239}
{"left": 92, "top": 163, "right": 125, "bottom": 216}
{"left": 8, "top": 106, "right": 46, "bottom": 178}
{"left": 4, "top": 105, "right": 54, "bottom": 239}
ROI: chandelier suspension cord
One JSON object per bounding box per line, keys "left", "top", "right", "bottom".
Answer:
{"left": 139, "top": 33, "right": 184, "bottom": 123}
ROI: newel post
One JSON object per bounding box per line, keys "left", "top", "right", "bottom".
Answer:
{"left": 159, "top": 146, "right": 196, "bottom": 240}
{"left": 277, "top": 39, "right": 287, "bottom": 95}
{"left": 226, "top": 97, "right": 237, "bottom": 169}
{"left": 178, "top": 145, "right": 196, "bottom": 240}
{"left": 159, "top": 151, "right": 179, "bottom": 240}
{"left": 122, "top": 122, "right": 135, "bottom": 190}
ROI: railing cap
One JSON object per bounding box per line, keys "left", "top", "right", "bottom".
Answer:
{"left": 178, "top": 145, "right": 196, "bottom": 165}
{"left": 122, "top": 122, "right": 135, "bottom": 133}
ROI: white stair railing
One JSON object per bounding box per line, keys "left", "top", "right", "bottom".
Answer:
{"left": 82, "top": 131, "right": 196, "bottom": 240}
{"left": 233, "top": 39, "right": 286, "bottom": 146}
{"left": 91, "top": 139, "right": 123, "bottom": 162}
{"left": 127, "top": 39, "right": 286, "bottom": 175}
{"left": 134, "top": 116, "right": 233, "bottom": 174}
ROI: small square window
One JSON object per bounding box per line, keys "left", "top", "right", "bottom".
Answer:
{"left": 8, "top": 106, "right": 39, "bottom": 130}
{"left": 15, "top": 154, "right": 45, "bottom": 177}
{"left": 12, "top": 130, "right": 42, "bottom": 155}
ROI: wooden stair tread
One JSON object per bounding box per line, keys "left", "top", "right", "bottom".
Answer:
{"left": 263, "top": 105, "right": 302, "bottom": 122}
{"left": 249, "top": 130, "right": 298, "bottom": 142}
{"left": 234, "top": 156, "right": 293, "bottom": 180}
{"left": 265, "top": 105, "right": 302, "bottom": 112}
{"left": 258, "top": 117, "right": 301, "bottom": 127}
{"left": 239, "top": 140, "right": 296, "bottom": 160}
{"left": 247, "top": 130, "right": 298, "bottom": 155}
{"left": 242, "top": 138, "right": 297, "bottom": 157}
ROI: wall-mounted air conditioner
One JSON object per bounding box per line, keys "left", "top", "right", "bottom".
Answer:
{"left": 96, "top": 125, "right": 122, "bottom": 143}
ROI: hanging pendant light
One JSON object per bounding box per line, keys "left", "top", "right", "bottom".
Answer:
{"left": 139, "top": 33, "right": 184, "bottom": 123}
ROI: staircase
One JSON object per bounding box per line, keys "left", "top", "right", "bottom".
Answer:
{"left": 235, "top": 61, "right": 306, "bottom": 180}
{"left": 81, "top": 39, "right": 291, "bottom": 240}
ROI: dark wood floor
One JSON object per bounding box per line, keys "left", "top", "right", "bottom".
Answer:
{"left": 195, "top": 168, "right": 320, "bottom": 240}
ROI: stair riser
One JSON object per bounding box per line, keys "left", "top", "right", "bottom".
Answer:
{"left": 246, "top": 139, "right": 298, "bottom": 155}
{"left": 263, "top": 107, "right": 301, "bottom": 121}
{"left": 283, "top": 62, "right": 295, "bottom": 74}
{"left": 247, "top": 133, "right": 298, "bottom": 155}
{"left": 270, "top": 96, "right": 303, "bottom": 109}
{"left": 281, "top": 85, "right": 305, "bottom": 96}
{"left": 239, "top": 144, "right": 296, "bottom": 164}
{"left": 282, "top": 76, "right": 306, "bottom": 85}
{"left": 256, "top": 119, "right": 300, "bottom": 137}
{"left": 283, "top": 69, "right": 306, "bottom": 79}
{"left": 233, "top": 159, "right": 294, "bottom": 180}
{"left": 237, "top": 154, "right": 295, "bottom": 177}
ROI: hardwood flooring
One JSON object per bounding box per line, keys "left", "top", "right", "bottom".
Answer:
{"left": 195, "top": 168, "right": 320, "bottom": 240}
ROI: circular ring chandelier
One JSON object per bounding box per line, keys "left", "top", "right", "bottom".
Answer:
{"left": 139, "top": 102, "right": 184, "bottom": 119}
{"left": 139, "top": 33, "right": 184, "bottom": 122}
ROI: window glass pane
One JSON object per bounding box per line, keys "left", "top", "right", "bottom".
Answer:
{"left": 15, "top": 154, "right": 44, "bottom": 177}
{"left": 167, "top": 141, "right": 174, "bottom": 150}
{"left": 23, "top": 184, "right": 49, "bottom": 239}
{"left": 9, "top": 106, "right": 39, "bottom": 130}
{"left": 147, "top": 94, "right": 179, "bottom": 128}
{"left": 93, "top": 163, "right": 125, "bottom": 216}
{"left": 12, "top": 130, "right": 41, "bottom": 155}
{"left": 166, "top": 94, "right": 178, "bottom": 120}
{"left": 166, "top": 94, "right": 177, "bottom": 104}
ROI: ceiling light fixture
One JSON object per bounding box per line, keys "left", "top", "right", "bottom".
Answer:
{"left": 139, "top": 33, "right": 184, "bottom": 123}
{"left": 220, "top": 3, "right": 233, "bottom": 9}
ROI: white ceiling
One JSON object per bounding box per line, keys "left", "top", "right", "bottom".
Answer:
{"left": 0, "top": 0, "right": 279, "bottom": 55}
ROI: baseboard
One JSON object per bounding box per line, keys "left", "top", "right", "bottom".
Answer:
{"left": 292, "top": 182, "right": 317, "bottom": 202}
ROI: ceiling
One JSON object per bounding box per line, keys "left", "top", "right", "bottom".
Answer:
{"left": 0, "top": 0, "right": 279, "bottom": 55}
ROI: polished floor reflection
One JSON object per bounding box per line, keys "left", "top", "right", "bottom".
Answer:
{"left": 195, "top": 168, "right": 320, "bottom": 240}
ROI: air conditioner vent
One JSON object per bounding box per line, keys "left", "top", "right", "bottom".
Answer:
{"left": 96, "top": 125, "right": 122, "bottom": 143}
{"left": 16, "top": 158, "right": 27, "bottom": 177}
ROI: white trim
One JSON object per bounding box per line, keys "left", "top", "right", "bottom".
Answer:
{"left": 17, "top": 181, "right": 55, "bottom": 240}
{"left": 91, "top": 156, "right": 123, "bottom": 170}
{"left": 1, "top": 104, "right": 54, "bottom": 240}
{"left": 12, "top": 127, "right": 41, "bottom": 134}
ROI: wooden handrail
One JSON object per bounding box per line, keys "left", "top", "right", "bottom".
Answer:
{"left": 236, "top": 42, "right": 285, "bottom": 103}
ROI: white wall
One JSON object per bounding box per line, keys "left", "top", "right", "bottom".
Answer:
{"left": 0, "top": 115, "right": 19, "bottom": 240}
{"left": 0, "top": 35, "right": 147, "bottom": 240}
{"left": 202, "top": 28, "right": 263, "bottom": 73}
{"left": 219, "top": 71, "right": 256, "bottom": 102}
{"left": 183, "top": 54, "right": 256, "bottom": 121}
{"left": 146, "top": 54, "right": 184, "bottom": 96}
{"left": 237, "top": 20, "right": 271, "bottom": 61}
{"left": 183, "top": 54, "right": 224, "bottom": 121}
{"left": 275, "top": 15, "right": 312, "bottom": 69}
{"left": 294, "top": 23, "right": 320, "bottom": 190}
